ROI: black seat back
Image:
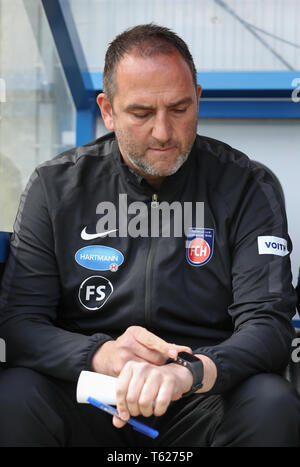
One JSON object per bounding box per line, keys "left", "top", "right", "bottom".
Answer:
{"left": 0, "top": 232, "right": 11, "bottom": 284}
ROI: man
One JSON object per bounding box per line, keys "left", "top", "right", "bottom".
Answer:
{"left": 0, "top": 23, "right": 299, "bottom": 447}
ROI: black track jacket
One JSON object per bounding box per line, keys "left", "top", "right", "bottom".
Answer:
{"left": 0, "top": 133, "right": 296, "bottom": 393}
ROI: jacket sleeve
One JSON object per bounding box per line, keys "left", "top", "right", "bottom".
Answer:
{"left": 0, "top": 170, "right": 112, "bottom": 382}
{"left": 194, "top": 164, "right": 297, "bottom": 394}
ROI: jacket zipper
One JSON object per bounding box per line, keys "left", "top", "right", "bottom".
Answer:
{"left": 144, "top": 193, "right": 159, "bottom": 327}
{"left": 151, "top": 193, "right": 159, "bottom": 208}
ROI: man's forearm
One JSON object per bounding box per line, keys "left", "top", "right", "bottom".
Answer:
{"left": 193, "top": 317, "right": 295, "bottom": 394}
{"left": 1, "top": 316, "right": 111, "bottom": 382}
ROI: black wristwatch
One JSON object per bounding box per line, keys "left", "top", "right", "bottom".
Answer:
{"left": 168, "top": 352, "right": 204, "bottom": 397}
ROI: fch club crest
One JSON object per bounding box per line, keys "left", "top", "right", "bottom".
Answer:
{"left": 186, "top": 228, "right": 214, "bottom": 267}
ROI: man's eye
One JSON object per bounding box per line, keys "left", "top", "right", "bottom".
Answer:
{"left": 133, "top": 113, "right": 150, "bottom": 119}
{"left": 173, "top": 108, "right": 187, "bottom": 113}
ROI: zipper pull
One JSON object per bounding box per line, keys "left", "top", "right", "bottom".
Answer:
{"left": 151, "top": 193, "right": 159, "bottom": 208}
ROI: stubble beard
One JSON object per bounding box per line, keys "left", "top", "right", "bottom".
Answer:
{"left": 114, "top": 123, "right": 197, "bottom": 178}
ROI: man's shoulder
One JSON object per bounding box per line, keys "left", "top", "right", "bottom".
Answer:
{"left": 30, "top": 132, "right": 117, "bottom": 196}
{"left": 194, "top": 134, "right": 283, "bottom": 205}
{"left": 42, "top": 132, "right": 117, "bottom": 169}
{"left": 194, "top": 134, "right": 253, "bottom": 170}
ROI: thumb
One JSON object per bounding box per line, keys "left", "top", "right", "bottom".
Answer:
{"left": 113, "top": 414, "right": 128, "bottom": 429}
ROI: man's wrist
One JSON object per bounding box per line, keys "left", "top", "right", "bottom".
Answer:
{"left": 194, "top": 354, "right": 217, "bottom": 393}
{"left": 167, "top": 353, "right": 217, "bottom": 395}
{"left": 90, "top": 340, "right": 114, "bottom": 374}
{"left": 167, "top": 362, "right": 194, "bottom": 394}
{"left": 168, "top": 352, "right": 204, "bottom": 396}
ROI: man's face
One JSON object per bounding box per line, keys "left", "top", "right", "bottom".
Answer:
{"left": 98, "top": 51, "right": 201, "bottom": 185}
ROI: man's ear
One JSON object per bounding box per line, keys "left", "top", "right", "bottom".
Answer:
{"left": 196, "top": 84, "right": 202, "bottom": 103}
{"left": 96, "top": 93, "right": 114, "bottom": 130}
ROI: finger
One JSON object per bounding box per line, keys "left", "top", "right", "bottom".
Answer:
{"left": 112, "top": 415, "right": 127, "bottom": 429}
{"left": 133, "top": 327, "right": 186, "bottom": 359}
{"left": 167, "top": 343, "right": 193, "bottom": 359}
{"left": 134, "top": 327, "right": 169, "bottom": 352}
{"left": 138, "top": 377, "right": 160, "bottom": 418}
{"left": 131, "top": 342, "right": 169, "bottom": 365}
{"left": 135, "top": 343, "right": 192, "bottom": 364}
{"left": 116, "top": 363, "right": 133, "bottom": 422}
{"left": 153, "top": 379, "right": 174, "bottom": 417}
{"left": 126, "top": 372, "right": 146, "bottom": 417}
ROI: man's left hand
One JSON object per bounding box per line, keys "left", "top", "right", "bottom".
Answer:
{"left": 113, "top": 354, "right": 217, "bottom": 429}
{"left": 113, "top": 360, "right": 193, "bottom": 428}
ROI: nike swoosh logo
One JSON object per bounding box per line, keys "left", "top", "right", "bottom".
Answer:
{"left": 81, "top": 227, "right": 118, "bottom": 240}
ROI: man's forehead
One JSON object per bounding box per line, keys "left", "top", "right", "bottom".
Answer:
{"left": 114, "top": 51, "right": 195, "bottom": 100}
{"left": 115, "top": 50, "right": 192, "bottom": 81}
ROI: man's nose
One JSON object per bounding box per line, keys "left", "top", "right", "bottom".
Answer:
{"left": 151, "top": 112, "right": 173, "bottom": 144}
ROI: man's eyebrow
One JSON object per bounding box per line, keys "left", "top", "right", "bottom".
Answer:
{"left": 125, "top": 97, "right": 194, "bottom": 112}
{"left": 125, "top": 104, "right": 155, "bottom": 112}
{"left": 168, "top": 97, "right": 194, "bottom": 107}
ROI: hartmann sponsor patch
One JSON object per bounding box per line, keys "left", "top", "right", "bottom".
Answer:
{"left": 75, "top": 245, "right": 124, "bottom": 271}
{"left": 257, "top": 236, "right": 288, "bottom": 256}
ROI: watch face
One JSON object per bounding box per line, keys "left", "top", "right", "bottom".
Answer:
{"left": 177, "top": 352, "right": 199, "bottom": 363}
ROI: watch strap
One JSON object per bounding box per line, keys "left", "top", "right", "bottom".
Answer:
{"left": 167, "top": 352, "right": 204, "bottom": 397}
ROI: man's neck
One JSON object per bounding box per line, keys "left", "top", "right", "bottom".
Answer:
{"left": 120, "top": 153, "right": 166, "bottom": 191}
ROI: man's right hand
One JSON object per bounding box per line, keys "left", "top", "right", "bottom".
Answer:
{"left": 91, "top": 326, "right": 192, "bottom": 377}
